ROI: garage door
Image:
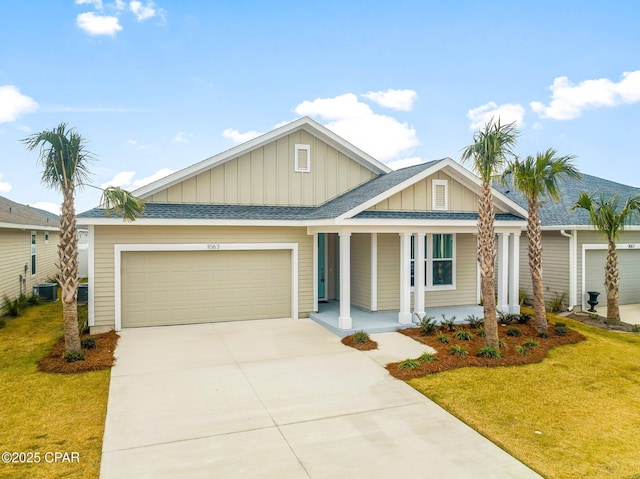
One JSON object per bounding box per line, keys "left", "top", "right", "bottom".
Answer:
{"left": 585, "top": 249, "right": 640, "bottom": 304}
{"left": 121, "top": 249, "right": 291, "bottom": 327}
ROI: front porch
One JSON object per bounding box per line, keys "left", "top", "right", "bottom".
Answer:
{"left": 309, "top": 300, "right": 484, "bottom": 337}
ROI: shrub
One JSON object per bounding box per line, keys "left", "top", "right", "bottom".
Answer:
{"left": 419, "top": 352, "right": 438, "bottom": 363}
{"left": 2, "top": 295, "right": 21, "bottom": 317}
{"left": 418, "top": 315, "right": 438, "bottom": 336}
{"left": 399, "top": 358, "right": 421, "bottom": 370}
{"left": 523, "top": 338, "right": 539, "bottom": 348}
{"left": 547, "top": 292, "right": 567, "bottom": 313}
{"left": 454, "top": 330, "right": 473, "bottom": 341}
{"left": 477, "top": 327, "right": 485, "bottom": 338}
{"left": 353, "top": 330, "right": 370, "bottom": 343}
{"left": 554, "top": 322, "right": 568, "bottom": 336}
{"left": 81, "top": 337, "right": 96, "bottom": 350}
{"left": 437, "top": 333, "right": 450, "bottom": 344}
{"left": 589, "top": 312, "right": 599, "bottom": 320}
{"left": 506, "top": 327, "right": 521, "bottom": 337}
{"left": 633, "top": 324, "right": 640, "bottom": 333}
{"left": 498, "top": 311, "right": 520, "bottom": 324}
{"left": 498, "top": 339, "right": 506, "bottom": 348}
{"left": 441, "top": 314, "right": 457, "bottom": 331}
{"left": 518, "top": 312, "right": 532, "bottom": 325}
{"left": 466, "top": 314, "right": 484, "bottom": 329}
{"left": 64, "top": 351, "right": 85, "bottom": 363}
{"left": 77, "top": 304, "right": 89, "bottom": 335}
{"left": 519, "top": 288, "right": 528, "bottom": 306}
{"left": 27, "top": 294, "right": 41, "bottom": 305}
{"left": 450, "top": 344, "right": 468, "bottom": 357}
{"left": 515, "top": 345, "right": 528, "bottom": 355}
{"left": 537, "top": 331, "right": 550, "bottom": 338}
{"left": 477, "top": 346, "right": 501, "bottom": 358}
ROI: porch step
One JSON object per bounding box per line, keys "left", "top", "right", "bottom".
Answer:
{"left": 364, "top": 332, "right": 437, "bottom": 366}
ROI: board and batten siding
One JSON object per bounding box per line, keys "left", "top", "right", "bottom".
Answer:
{"left": 92, "top": 225, "right": 313, "bottom": 331}
{"left": 0, "top": 229, "right": 59, "bottom": 300}
{"left": 350, "top": 233, "right": 371, "bottom": 310}
{"left": 148, "top": 130, "right": 376, "bottom": 207}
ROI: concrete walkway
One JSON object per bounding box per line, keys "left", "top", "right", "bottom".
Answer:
{"left": 100, "top": 319, "right": 541, "bottom": 478}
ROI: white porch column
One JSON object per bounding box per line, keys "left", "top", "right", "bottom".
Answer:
{"left": 338, "top": 232, "right": 352, "bottom": 330}
{"left": 508, "top": 232, "right": 521, "bottom": 314}
{"left": 399, "top": 233, "right": 412, "bottom": 324}
{"left": 497, "top": 233, "right": 509, "bottom": 313}
{"left": 413, "top": 233, "right": 425, "bottom": 314}
{"left": 370, "top": 233, "right": 378, "bottom": 312}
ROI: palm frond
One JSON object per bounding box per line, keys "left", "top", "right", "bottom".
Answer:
{"left": 101, "top": 187, "right": 145, "bottom": 222}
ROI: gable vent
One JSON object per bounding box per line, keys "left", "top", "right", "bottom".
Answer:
{"left": 432, "top": 179, "right": 448, "bottom": 210}
{"left": 295, "top": 144, "right": 311, "bottom": 173}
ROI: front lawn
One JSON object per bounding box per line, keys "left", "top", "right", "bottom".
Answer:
{"left": 0, "top": 300, "right": 111, "bottom": 479}
{"left": 409, "top": 314, "right": 640, "bottom": 479}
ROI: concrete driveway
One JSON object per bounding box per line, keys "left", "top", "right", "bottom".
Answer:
{"left": 100, "top": 319, "right": 540, "bottom": 478}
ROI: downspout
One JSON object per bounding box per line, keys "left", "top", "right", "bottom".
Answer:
{"left": 560, "top": 229, "right": 577, "bottom": 310}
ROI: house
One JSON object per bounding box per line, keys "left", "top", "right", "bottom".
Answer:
{"left": 78, "top": 117, "right": 527, "bottom": 334}
{"left": 496, "top": 174, "right": 640, "bottom": 312}
{"left": 0, "top": 195, "right": 60, "bottom": 300}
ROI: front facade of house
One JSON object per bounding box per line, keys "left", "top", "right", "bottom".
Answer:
{"left": 0, "top": 196, "right": 60, "bottom": 300}
{"left": 497, "top": 175, "right": 640, "bottom": 312}
{"left": 80, "top": 118, "right": 527, "bottom": 333}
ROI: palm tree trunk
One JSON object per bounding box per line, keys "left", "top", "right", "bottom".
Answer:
{"left": 60, "top": 185, "right": 81, "bottom": 353}
{"left": 527, "top": 200, "right": 548, "bottom": 333}
{"left": 605, "top": 238, "right": 621, "bottom": 324}
{"left": 479, "top": 181, "right": 499, "bottom": 348}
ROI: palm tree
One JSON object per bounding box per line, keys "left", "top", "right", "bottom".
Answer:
{"left": 461, "top": 119, "right": 520, "bottom": 348}
{"left": 504, "top": 149, "right": 581, "bottom": 334}
{"left": 23, "top": 123, "right": 144, "bottom": 353}
{"left": 571, "top": 193, "right": 640, "bottom": 324}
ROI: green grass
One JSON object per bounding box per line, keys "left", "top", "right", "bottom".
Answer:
{"left": 409, "top": 315, "right": 640, "bottom": 479}
{"left": 0, "top": 301, "right": 110, "bottom": 479}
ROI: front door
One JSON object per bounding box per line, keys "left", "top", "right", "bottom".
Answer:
{"left": 318, "top": 233, "right": 327, "bottom": 301}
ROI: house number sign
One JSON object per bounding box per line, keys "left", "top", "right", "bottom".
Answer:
{"left": 207, "top": 244, "right": 221, "bottom": 250}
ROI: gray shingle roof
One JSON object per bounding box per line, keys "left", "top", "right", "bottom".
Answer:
{"left": 495, "top": 174, "right": 640, "bottom": 226}
{"left": 0, "top": 195, "right": 60, "bottom": 228}
{"left": 355, "top": 211, "right": 524, "bottom": 221}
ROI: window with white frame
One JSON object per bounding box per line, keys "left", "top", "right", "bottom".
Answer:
{"left": 294, "top": 144, "right": 311, "bottom": 172}
{"left": 31, "top": 231, "right": 37, "bottom": 275}
{"left": 410, "top": 233, "right": 455, "bottom": 288}
{"left": 44, "top": 232, "right": 49, "bottom": 244}
{"left": 432, "top": 179, "right": 448, "bottom": 210}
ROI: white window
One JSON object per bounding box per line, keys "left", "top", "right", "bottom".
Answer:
{"left": 44, "top": 232, "right": 49, "bottom": 244}
{"left": 31, "top": 231, "right": 37, "bottom": 275}
{"left": 432, "top": 179, "right": 448, "bottom": 210}
{"left": 410, "top": 233, "right": 455, "bottom": 289}
{"left": 295, "top": 144, "right": 311, "bottom": 172}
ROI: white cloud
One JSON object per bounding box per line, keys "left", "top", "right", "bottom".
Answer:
{"left": 467, "top": 101, "right": 526, "bottom": 130}
{"left": 361, "top": 89, "right": 418, "bottom": 111}
{"left": 0, "top": 85, "right": 38, "bottom": 123}
{"left": 30, "top": 202, "right": 61, "bottom": 215}
{"left": 294, "top": 93, "right": 418, "bottom": 161}
{"left": 76, "top": 12, "right": 122, "bottom": 36}
{"left": 101, "top": 168, "right": 174, "bottom": 191}
{"left": 172, "top": 131, "right": 192, "bottom": 143}
{"left": 129, "top": 0, "right": 165, "bottom": 22}
{"left": 385, "top": 157, "right": 425, "bottom": 170}
{"left": 0, "top": 173, "right": 12, "bottom": 193}
{"left": 222, "top": 128, "right": 263, "bottom": 144}
{"left": 127, "top": 139, "right": 137, "bottom": 145}
{"left": 76, "top": 0, "right": 103, "bottom": 9}
{"left": 531, "top": 71, "right": 640, "bottom": 120}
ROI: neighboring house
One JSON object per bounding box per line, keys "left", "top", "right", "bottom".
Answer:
{"left": 78, "top": 117, "right": 527, "bottom": 333}
{"left": 497, "top": 174, "right": 640, "bottom": 312}
{"left": 0, "top": 195, "right": 60, "bottom": 300}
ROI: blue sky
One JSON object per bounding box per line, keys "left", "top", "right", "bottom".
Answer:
{"left": 1, "top": 0, "right": 639, "bottom": 214}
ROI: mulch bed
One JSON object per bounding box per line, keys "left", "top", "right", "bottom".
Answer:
{"left": 341, "top": 335, "right": 378, "bottom": 351}
{"left": 387, "top": 321, "right": 585, "bottom": 380}
{"left": 38, "top": 331, "right": 119, "bottom": 374}
{"left": 566, "top": 311, "right": 637, "bottom": 332}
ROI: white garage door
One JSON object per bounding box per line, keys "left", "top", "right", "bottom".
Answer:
{"left": 585, "top": 249, "right": 640, "bottom": 304}
{"left": 121, "top": 249, "right": 291, "bottom": 327}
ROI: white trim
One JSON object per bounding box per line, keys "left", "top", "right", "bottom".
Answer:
{"left": 508, "top": 233, "right": 520, "bottom": 314}
{"left": 413, "top": 233, "right": 425, "bottom": 312}
{"left": 370, "top": 233, "right": 377, "bottom": 311}
{"left": 30, "top": 231, "right": 36, "bottom": 275}
{"left": 432, "top": 179, "right": 448, "bottom": 211}
{"left": 88, "top": 226, "right": 95, "bottom": 327}
{"left": 113, "top": 242, "right": 299, "bottom": 331}
{"left": 338, "top": 232, "right": 352, "bottom": 329}
{"left": 398, "top": 233, "right": 412, "bottom": 324}
{"left": 0, "top": 222, "right": 58, "bottom": 231}
{"left": 497, "top": 233, "right": 509, "bottom": 312}
{"left": 560, "top": 229, "right": 577, "bottom": 310}
{"left": 294, "top": 144, "right": 311, "bottom": 172}
{"left": 313, "top": 232, "right": 318, "bottom": 312}
{"left": 427, "top": 233, "right": 456, "bottom": 291}
{"left": 44, "top": 232, "right": 49, "bottom": 244}
{"left": 542, "top": 225, "right": 640, "bottom": 231}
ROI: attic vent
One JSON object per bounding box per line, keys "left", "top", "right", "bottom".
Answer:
{"left": 295, "top": 144, "right": 311, "bottom": 173}
{"left": 432, "top": 179, "right": 448, "bottom": 210}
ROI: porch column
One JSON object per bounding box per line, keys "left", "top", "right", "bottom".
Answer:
{"left": 508, "top": 232, "right": 521, "bottom": 314}
{"left": 370, "top": 233, "right": 378, "bottom": 311}
{"left": 338, "top": 232, "right": 352, "bottom": 330}
{"left": 399, "top": 233, "right": 412, "bottom": 324}
{"left": 413, "top": 233, "right": 425, "bottom": 314}
{"left": 497, "top": 233, "right": 509, "bottom": 313}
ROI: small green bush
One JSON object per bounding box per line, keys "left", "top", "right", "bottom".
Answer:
{"left": 477, "top": 346, "right": 501, "bottom": 358}
{"left": 454, "top": 330, "right": 473, "bottom": 341}
{"left": 81, "top": 337, "right": 96, "bottom": 350}
{"left": 554, "top": 322, "right": 568, "bottom": 336}
{"left": 450, "top": 344, "right": 468, "bottom": 357}
{"left": 466, "top": 314, "right": 484, "bottom": 329}
{"left": 498, "top": 311, "right": 520, "bottom": 324}
{"left": 506, "top": 327, "right": 521, "bottom": 337}
{"left": 523, "top": 338, "right": 539, "bottom": 348}
{"left": 77, "top": 304, "right": 89, "bottom": 335}
{"left": 27, "top": 294, "right": 41, "bottom": 305}
{"left": 399, "top": 358, "right": 421, "bottom": 370}
{"left": 547, "top": 292, "right": 567, "bottom": 313}
{"left": 516, "top": 345, "right": 528, "bottom": 355}
{"left": 441, "top": 314, "right": 457, "bottom": 331}
{"left": 498, "top": 339, "right": 506, "bottom": 348}
{"left": 417, "top": 315, "right": 438, "bottom": 336}
{"left": 419, "top": 352, "right": 438, "bottom": 363}
{"left": 632, "top": 324, "right": 640, "bottom": 333}
{"left": 589, "top": 312, "right": 599, "bottom": 320}
{"left": 353, "top": 330, "right": 370, "bottom": 343}
{"left": 2, "top": 295, "right": 21, "bottom": 317}
{"left": 518, "top": 312, "right": 532, "bottom": 325}
{"left": 477, "top": 327, "right": 485, "bottom": 338}
{"left": 64, "top": 351, "right": 85, "bottom": 363}
{"left": 537, "top": 330, "right": 550, "bottom": 338}
{"left": 437, "top": 333, "right": 450, "bottom": 344}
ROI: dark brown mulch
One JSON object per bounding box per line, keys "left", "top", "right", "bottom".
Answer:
{"left": 38, "top": 331, "right": 119, "bottom": 374}
{"left": 566, "top": 311, "right": 637, "bottom": 332}
{"left": 387, "top": 322, "right": 585, "bottom": 380}
{"left": 341, "top": 335, "right": 378, "bottom": 351}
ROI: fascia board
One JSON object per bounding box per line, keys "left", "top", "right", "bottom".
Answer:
{"left": 0, "top": 222, "right": 59, "bottom": 231}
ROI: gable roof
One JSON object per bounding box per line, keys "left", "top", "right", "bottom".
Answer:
{"left": 0, "top": 195, "right": 60, "bottom": 230}
{"left": 132, "top": 116, "right": 392, "bottom": 199}
{"left": 496, "top": 173, "right": 640, "bottom": 227}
